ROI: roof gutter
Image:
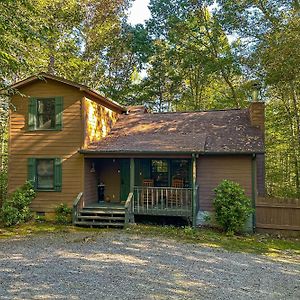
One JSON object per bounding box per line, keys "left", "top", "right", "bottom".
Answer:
{"left": 78, "top": 149, "right": 265, "bottom": 155}
{"left": 200, "top": 151, "right": 265, "bottom": 155}
{"left": 79, "top": 149, "right": 197, "bottom": 155}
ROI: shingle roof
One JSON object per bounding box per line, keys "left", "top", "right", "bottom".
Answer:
{"left": 5, "top": 73, "right": 126, "bottom": 113}
{"left": 82, "top": 106, "right": 264, "bottom": 154}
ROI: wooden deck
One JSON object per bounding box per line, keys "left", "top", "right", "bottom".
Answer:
{"left": 133, "top": 186, "right": 193, "bottom": 217}
{"left": 83, "top": 186, "right": 194, "bottom": 218}
{"left": 73, "top": 186, "right": 194, "bottom": 228}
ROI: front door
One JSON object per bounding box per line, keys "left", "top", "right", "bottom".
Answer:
{"left": 120, "top": 159, "right": 130, "bottom": 201}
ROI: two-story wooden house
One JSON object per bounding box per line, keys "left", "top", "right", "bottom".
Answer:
{"left": 7, "top": 73, "right": 265, "bottom": 229}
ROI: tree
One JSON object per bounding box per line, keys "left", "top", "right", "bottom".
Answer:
{"left": 215, "top": 0, "right": 300, "bottom": 197}
{"left": 140, "top": 0, "right": 245, "bottom": 111}
{"left": 0, "top": 0, "right": 38, "bottom": 88}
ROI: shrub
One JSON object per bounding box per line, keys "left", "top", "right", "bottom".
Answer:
{"left": 55, "top": 203, "right": 72, "bottom": 225}
{"left": 0, "top": 170, "right": 7, "bottom": 205}
{"left": 35, "top": 214, "right": 46, "bottom": 223}
{"left": 213, "top": 180, "right": 253, "bottom": 234}
{"left": 0, "top": 181, "right": 35, "bottom": 226}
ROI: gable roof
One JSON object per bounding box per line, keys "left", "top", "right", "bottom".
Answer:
{"left": 81, "top": 106, "right": 264, "bottom": 154}
{"left": 6, "top": 72, "right": 126, "bottom": 113}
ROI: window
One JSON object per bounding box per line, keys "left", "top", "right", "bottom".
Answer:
{"left": 37, "top": 99, "right": 55, "bottom": 129}
{"left": 28, "top": 158, "right": 62, "bottom": 191}
{"left": 36, "top": 159, "right": 54, "bottom": 189}
{"left": 171, "top": 160, "right": 191, "bottom": 187}
{"left": 151, "top": 160, "right": 169, "bottom": 187}
{"left": 28, "top": 96, "right": 63, "bottom": 131}
{"left": 149, "top": 159, "right": 191, "bottom": 187}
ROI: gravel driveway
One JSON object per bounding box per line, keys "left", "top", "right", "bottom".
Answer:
{"left": 0, "top": 231, "right": 299, "bottom": 300}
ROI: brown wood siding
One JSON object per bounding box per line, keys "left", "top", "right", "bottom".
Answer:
{"left": 97, "top": 159, "right": 120, "bottom": 202}
{"left": 84, "top": 159, "right": 98, "bottom": 205}
{"left": 83, "top": 97, "right": 119, "bottom": 148}
{"left": 256, "top": 154, "right": 265, "bottom": 197}
{"left": 8, "top": 79, "right": 84, "bottom": 212}
{"left": 197, "top": 156, "right": 252, "bottom": 211}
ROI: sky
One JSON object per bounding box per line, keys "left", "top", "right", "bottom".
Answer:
{"left": 128, "top": 0, "right": 151, "bottom": 25}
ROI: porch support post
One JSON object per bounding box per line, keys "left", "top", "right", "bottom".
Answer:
{"left": 130, "top": 158, "right": 135, "bottom": 193}
{"left": 192, "top": 154, "right": 197, "bottom": 228}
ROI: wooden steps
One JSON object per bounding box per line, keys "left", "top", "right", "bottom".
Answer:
{"left": 74, "top": 206, "right": 125, "bottom": 228}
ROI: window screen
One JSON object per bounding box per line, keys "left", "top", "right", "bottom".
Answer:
{"left": 36, "top": 159, "right": 54, "bottom": 189}
{"left": 37, "top": 98, "right": 55, "bottom": 129}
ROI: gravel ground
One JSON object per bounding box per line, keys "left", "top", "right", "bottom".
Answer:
{"left": 0, "top": 231, "right": 299, "bottom": 300}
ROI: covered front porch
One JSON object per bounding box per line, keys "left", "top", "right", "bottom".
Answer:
{"left": 76, "top": 156, "right": 198, "bottom": 226}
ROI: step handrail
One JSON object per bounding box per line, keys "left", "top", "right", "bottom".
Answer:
{"left": 72, "top": 192, "right": 83, "bottom": 225}
{"left": 124, "top": 192, "right": 134, "bottom": 226}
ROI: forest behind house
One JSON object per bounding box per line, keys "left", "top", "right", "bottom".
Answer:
{"left": 0, "top": 0, "right": 299, "bottom": 200}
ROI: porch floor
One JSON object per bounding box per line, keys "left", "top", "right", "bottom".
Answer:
{"left": 84, "top": 202, "right": 124, "bottom": 209}
{"left": 83, "top": 201, "right": 192, "bottom": 218}
{"left": 133, "top": 207, "right": 192, "bottom": 217}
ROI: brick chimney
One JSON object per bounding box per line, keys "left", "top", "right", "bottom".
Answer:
{"left": 128, "top": 105, "right": 148, "bottom": 115}
{"left": 249, "top": 81, "right": 264, "bottom": 130}
{"left": 249, "top": 102, "right": 265, "bottom": 130}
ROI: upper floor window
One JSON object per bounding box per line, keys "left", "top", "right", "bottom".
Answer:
{"left": 28, "top": 96, "right": 63, "bottom": 131}
{"left": 37, "top": 98, "right": 56, "bottom": 129}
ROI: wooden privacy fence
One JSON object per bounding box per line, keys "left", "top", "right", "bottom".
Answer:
{"left": 256, "top": 197, "right": 300, "bottom": 232}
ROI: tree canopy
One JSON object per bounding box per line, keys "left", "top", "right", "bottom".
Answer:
{"left": 0, "top": 0, "right": 300, "bottom": 197}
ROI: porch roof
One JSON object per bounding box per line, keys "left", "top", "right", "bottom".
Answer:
{"left": 82, "top": 106, "right": 264, "bottom": 154}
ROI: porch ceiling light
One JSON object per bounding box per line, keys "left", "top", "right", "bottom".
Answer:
{"left": 90, "top": 162, "right": 96, "bottom": 173}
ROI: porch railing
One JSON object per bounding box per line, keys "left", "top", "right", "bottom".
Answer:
{"left": 124, "top": 192, "right": 134, "bottom": 226}
{"left": 72, "top": 192, "right": 83, "bottom": 224}
{"left": 133, "top": 186, "right": 193, "bottom": 217}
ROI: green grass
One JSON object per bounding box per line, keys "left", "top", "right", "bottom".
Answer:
{"left": 125, "top": 224, "right": 300, "bottom": 258}
{"left": 0, "top": 222, "right": 299, "bottom": 260}
{"left": 0, "top": 221, "right": 113, "bottom": 239}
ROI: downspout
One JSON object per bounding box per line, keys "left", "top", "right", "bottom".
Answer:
{"left": 251, "top": 154, "right": 257, "bottom": 232}
{"left": 192, "top": 154, "right": 197, "bottom": 227}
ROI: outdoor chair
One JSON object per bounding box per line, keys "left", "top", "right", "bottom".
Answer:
{"left": 168, "top": 178, "right": 184, "bottom": 207}
{"left": 142, "top": 179, "right": 154, "bottom": 207}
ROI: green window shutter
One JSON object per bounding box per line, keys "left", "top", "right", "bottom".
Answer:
{"left": 54, "top": 158, "right": 62, "bottom": 192}
{"left": 27, "top": 158, "right": 36, "bottom": 187}
{"left": 55, "top": 96, "right": 63, "bottom": 130}
{"left": 28, "top": 97, "right": 37, "bottom": 131}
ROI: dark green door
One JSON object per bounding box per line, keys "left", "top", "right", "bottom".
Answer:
{"left": 120, "top": 159, "right": 130, "bottom": 201}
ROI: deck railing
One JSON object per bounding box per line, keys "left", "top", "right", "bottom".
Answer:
{"left": 72, "top": 192, "right": 83, "bottom": 224}
{"left": 133, "top": 186, "right": 193, "bottom": 217}
{"left": 124, "top": 192, "right": 134, "bottom": 226}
